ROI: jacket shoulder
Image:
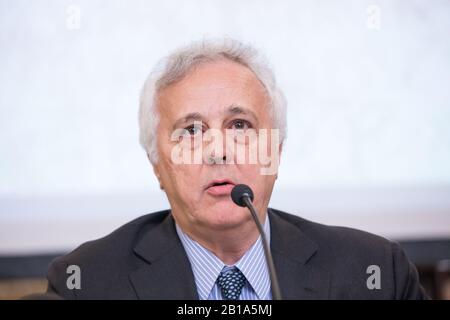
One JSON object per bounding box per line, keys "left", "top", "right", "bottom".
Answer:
{"left": 269, "top": 208, "right": 429, "bottom": 299}
{"left": 271, "top": 208, "right": 393, "bottom": 250}
{"left": 47, "top": 210, "right": 170, "bottom": 299}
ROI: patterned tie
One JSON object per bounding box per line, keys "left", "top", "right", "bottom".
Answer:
{"left": 217, "top": 267, "right": 247, "bottom": 300}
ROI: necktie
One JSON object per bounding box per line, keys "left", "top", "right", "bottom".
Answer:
{"left": 217, "top": 267, "right": 247, "bottom": 300}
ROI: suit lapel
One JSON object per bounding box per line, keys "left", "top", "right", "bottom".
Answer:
{"left": 129, "top": 213, "right": 198, "bottom": 300}
{"left": 128, "top": 209, "right": 330, "bottom": 300}
{"left": 269, "top": 209, "right": 331, "bottom": 299}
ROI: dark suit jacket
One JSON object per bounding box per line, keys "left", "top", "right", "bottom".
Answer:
{"left": 47, "top": 209, "right": 429, "bottom": 299}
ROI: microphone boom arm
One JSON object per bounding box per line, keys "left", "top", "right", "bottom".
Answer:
{"left": 242, "top": 194, "right": 282, "bottom": 300}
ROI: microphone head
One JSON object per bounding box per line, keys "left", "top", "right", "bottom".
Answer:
{"left": 231, "top": 184, "right": 254, "bottom": 207}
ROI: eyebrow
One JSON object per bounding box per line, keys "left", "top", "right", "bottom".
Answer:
{"left": 172, "top": 112, "right": 203, "bottom": 130}
{"left": 226, "top": 104, "right": 258, "bottom": 122}
{"left": 172, "top": 104, "right": 259, "bottom": 129}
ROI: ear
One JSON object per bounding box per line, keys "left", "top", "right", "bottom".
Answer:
{"left": 151, "top": 157, "right": 164, "bottom": 191}
{"left": 275, "top": 143, "right": 283, "bottom": 180}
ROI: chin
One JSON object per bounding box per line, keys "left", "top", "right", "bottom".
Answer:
{"left": 204, "top": 200, "right": 250, "bottom": 229}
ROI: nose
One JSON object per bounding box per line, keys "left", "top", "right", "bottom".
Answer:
{"left": 204, "top": 128, "right": 230, "bottom": 165}
{"left": 207, "top": 155, "right": 227, "bottom": 165}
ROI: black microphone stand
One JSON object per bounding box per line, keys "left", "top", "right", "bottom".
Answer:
{"left": 241, "top": 194, "right": 282, "bottom": 300}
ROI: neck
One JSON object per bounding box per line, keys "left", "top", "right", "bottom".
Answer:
{"left": 177, "top": 215, "right": 266, "bottom": 265}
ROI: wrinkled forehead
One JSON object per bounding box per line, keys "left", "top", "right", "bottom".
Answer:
{"left": 155, "top": 60, "right": 271, "bottom": 124}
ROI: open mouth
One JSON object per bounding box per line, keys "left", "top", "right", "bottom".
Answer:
{"left": 205, "top": 179, "right": 236, "bottom": 196}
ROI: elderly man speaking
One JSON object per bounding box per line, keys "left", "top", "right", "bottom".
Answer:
{"left": 46, "top": 38, "right": 428, "bottom": 300}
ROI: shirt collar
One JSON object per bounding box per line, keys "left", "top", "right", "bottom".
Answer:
{"left": 176, "top": 215, "right": 271, "bottom": 300}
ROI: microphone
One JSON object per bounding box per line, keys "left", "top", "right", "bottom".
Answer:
{"left": 231, "top": 184, "right": 282, "bottom": 300}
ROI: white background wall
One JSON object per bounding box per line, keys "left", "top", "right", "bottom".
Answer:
{"left": 1, "top": 0, "right": 449, "bottom": 254}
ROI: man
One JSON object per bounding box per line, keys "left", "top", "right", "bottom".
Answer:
{"left": 47, "top": 38, "right": 428, "bottom": 299}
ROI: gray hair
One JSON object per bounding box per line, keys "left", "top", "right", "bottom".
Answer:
{"left": 138, "top": 38, "right": 287, "bottom": 164}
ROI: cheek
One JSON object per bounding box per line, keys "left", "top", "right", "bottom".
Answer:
{"left": 240, "top": 166, "right": 275, "bottom": 201}
{"left": 161, "top": 162, "right": 204, "bottom": 199}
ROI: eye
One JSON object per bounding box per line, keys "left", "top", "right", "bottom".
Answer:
{"left": 184, "top": 124, "right": 203, "bottom": 136}
{"left": 230, "top": 119, "right": 251, "bottom": 130}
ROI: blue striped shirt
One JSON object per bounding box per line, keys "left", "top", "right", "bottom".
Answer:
{"left": 175, "top": 216, "right": 272, "bottom": 300}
